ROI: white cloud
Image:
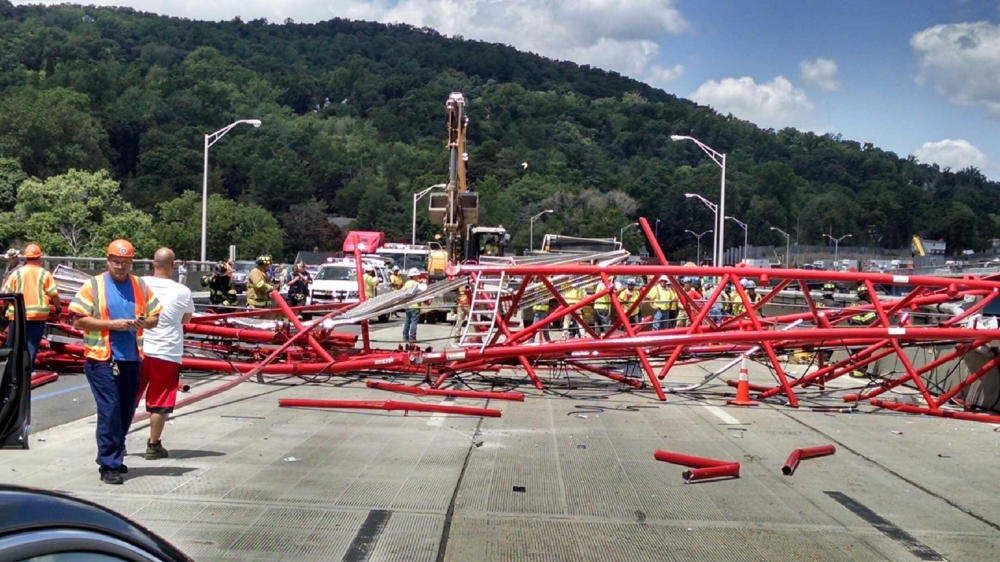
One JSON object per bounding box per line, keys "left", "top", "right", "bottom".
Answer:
{"left": 380, "top": 1, "right": 690, "bottom": 88}
{"left": 913, "top": 139, "right": 989, "bottom": 172}
{"left": 799, "top": 58, "right": 839, "bottom": 92}
{"left": 911, "top": 22, "right": 1000, "bottom": 116}
{"left": 689, "top": 76, "right": 813, "bottom": 130}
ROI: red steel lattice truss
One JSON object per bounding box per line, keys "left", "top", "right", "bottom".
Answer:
{"left": 33, "top": 217, "right": 1000, "bottom": 423}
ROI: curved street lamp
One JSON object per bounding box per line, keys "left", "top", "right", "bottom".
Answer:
{"left": 726, "top": 215, "right": 748, "bottom": 262}
{"left": 619, "top": 221, "right": 639, "bottom": 248}
{"left": 412, "top": 184, "right": 446, "bottom": 244}
{"left": 684, "top": 229, "right": 713, "bottom": 265}
{"left": 202, "top": 119, "right": 262, "bottom": 262}
{"left": 529, "top": 209, "right": 554, "bottom": 252}
{"left": 770, "top": 226, "right": 790, "bottom": 267}
{"left": 823, "top": 233, "right": 853, "bottom": 265}
{"left": 673, "top": 135, "right": 726, "bottom": 267}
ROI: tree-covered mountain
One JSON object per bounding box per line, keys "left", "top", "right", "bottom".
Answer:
{"left": 0, "top": 1, "right": 995, "bottom": 261}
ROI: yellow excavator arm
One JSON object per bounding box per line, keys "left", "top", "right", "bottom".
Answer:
{"left": 911, "top": 235, "right": 925, "bottom": 257}
{"left": 428, "top": 92, "right": 480, "bottom": 264}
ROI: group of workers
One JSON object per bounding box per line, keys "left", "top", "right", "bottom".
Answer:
{"left": 531, "top": 275, "right": 765, "bottom": 341}
{"left": 3, "top": 240, "right": 192, "bottom": 486}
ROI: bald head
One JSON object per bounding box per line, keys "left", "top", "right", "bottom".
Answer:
{"left": 152, "top": 247, "right": 175, "bottom": 278}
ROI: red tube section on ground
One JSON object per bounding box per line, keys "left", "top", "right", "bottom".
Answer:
{"left": 653, "top": 450, "right": 732, "bottom": 468}
{"left": 682, "top": 463, "right": 741, "bottom": 482}
{"left": 278, "top": 398, "right": 502, "bottom": 417}
{"left": 365, "top": 380, "right": 525, "bottom": 401}
{"left": 30, "top": 371, "right": 59, "bottom": 388}
{"left": 782, "top": 444, "right": 836, "bottom": 475}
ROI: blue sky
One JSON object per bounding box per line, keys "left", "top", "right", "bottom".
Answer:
{"left": 16, "top": 1, "right": 1000, "bottom": 179}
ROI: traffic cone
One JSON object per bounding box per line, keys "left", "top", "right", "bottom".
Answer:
{"left": 728, "top": 356, "right": 759, "bottom": 406}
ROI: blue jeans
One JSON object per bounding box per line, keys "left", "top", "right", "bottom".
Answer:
{"left": 84, "top": 359, "right": 141, "bottom": 472}
{"left": 653, "top": 309, "right": 669, "bottom": 330}
{"left": 403, "top": 308, "right": 420, "bottom": 343}
{"left": 7, "top": 320, "right": 46, "bottom": 376}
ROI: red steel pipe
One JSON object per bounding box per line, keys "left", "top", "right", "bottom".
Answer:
{"left": 682, "top": 462, "right": 740, "bottom": 482}
{"left": 270, "top": 290, "right": 336, "bottom": 363}
{"left": 653, "top": 450, "right": 732, "bottom": 468}
{"left": 870, "top": 399, "right": 1000, "bottom": 424}
{"left": 782, "top": 444, "right": 836, "bottom": 475}
{"left": 365, "top": 380, "right": 525, "bottom": 401}
{"left": 30, "top": 371, "right": 59, "bottom": 388}
{"left": 277, "top": 398, "right": 502, "bottom": 417}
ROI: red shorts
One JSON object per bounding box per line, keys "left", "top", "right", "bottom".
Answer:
{"left": 138, "top": 355, "right": 182, "bottom": 414}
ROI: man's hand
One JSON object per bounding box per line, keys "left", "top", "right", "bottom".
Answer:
{"left": 109, "top": 318, "right": 135, "bottom": 331}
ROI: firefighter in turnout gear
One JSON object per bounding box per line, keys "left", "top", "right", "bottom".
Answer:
{"left": 247, "top": 255, "right": 275, "bottom": 309}
{"left": 201, "top": 261, "right": 238, "bottom": 306}
{"left": 849, "top": 282, "right": 877, "bottom": 325}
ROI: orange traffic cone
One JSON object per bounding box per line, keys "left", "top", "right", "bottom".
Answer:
{"left": 728, "top": 356, "right": 759, "bottom": 406}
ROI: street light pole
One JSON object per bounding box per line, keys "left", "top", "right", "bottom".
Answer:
{"left": 770, "top": 226, "right": 790, "bottom": 267}
{"left": 411, "top": 183, "right": 446, "bottom": 245}
{"left": 823, "top": 233, "right": 853, "bottom": 265}
{"left": 684, "top": 229, "right": 712, "bottom": 266}
{"left": 202, "top": 119, "right": 261, "bottom": 262}
{"left": 529, "top": 209, "right": 554, "bottom": 252}
{"left": 619, "top": 221, "right": 639, "bottom": 248}
{"left": 673, "top": 135, "right": 726, "bottom": 267}
{"left": 684, "top": 193, "right": 717, "bottom": 264}
{"left": 726, "top": 216, "right": 748, "bottom": 263}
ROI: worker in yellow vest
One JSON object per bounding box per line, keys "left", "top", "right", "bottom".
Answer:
{"left": 731, "top": 280, "right": 762, "bottom": 317}
{"left": 69, "top": 239, "right": 162, "bottom": 485}
{"left": 532, "top": 297, "right": 552, "bottom": 343}
{"left": 561, "top": 283, "right": 585, "bottom": 339}
{"left": 647, "top": 276, "right": 676, "bottom": 330}
{"left": 450, "top": 283, "right": 471, "bottom": 344}
{"left": 3, "top": 243, "right": 61, "bottom": 370}
{"left": 362, "top": 265, "right": 377, "bottom": 300}
{"left": 591, "top": 278, "right": 613, "bottom": 336}
{"left": 617, "top": 279, "right": 641, "bottom": 326}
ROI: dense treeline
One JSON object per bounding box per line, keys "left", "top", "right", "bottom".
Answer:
{"left": 0, "top": 1, "right": 996, "bottom": 261}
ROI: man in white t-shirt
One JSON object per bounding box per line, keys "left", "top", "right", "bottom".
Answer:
{"left": 137, "top": 247, "right": 194, "bottom": 460}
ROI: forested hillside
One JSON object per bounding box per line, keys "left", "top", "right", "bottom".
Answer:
{"left": 0, "top": 1, "right": 996, "bottom": 261}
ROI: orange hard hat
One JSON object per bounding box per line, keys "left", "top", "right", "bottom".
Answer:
{"left": 22, "top": 243, "right": 42, "bottom": 259}
{"left": 107, "top": 239, "right": 135, "bottom": 258}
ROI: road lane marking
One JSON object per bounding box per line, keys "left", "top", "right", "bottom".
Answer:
{"left": 704, "top": 405, "right": 741, "bottom": 425}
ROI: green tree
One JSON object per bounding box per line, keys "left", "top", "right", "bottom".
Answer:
{"left": 10, "top": 169, "right": 156, "bottom": 256}
{"left": 156, "top": 191, "right": 283, "bottom": 261}
{"left": 0, "top": 87, "right": 108, "bottom": 178}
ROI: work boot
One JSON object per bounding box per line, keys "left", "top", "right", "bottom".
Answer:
{"left": 145, "top": 440, "right": 169, "bottom": 460}
{"left": 100, "top": 470, "right": 124, "bottom": 485}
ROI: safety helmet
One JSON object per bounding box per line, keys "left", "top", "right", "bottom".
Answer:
{"left": 626, "top": 279, "right": 636, "bottom": 286}
{"left": 744, "top": 280, "right": 757, "bottom": 290}
{"left": 691, "top": 278, "right": 702, "bottom": 287}
{"left": 407, "top": 267, "right": 420, "bottom": 277}
{"left": 107, "top": 239, "right": 135, "bottom": 258}
{"left": 658, "top": 275, "right": 668, "bottom": 282}
{"left": 256, "top": 254, "right": 271, "bottom": 266}
{"left": 215, "top": 261, "right": 228, "bottom": 274}
{"left": 392, "top": 265, "right": 400, "bottom": 272}
{"left": 22, "top": 243, "right": 42, "bottom": 259}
